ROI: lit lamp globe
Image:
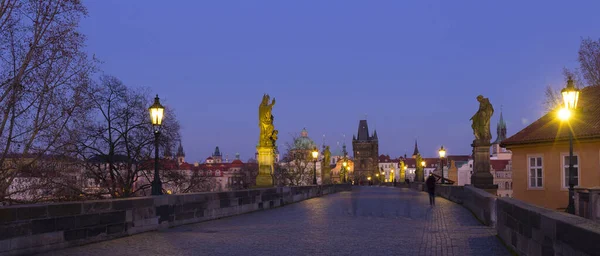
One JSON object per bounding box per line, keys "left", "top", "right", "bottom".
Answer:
{"left": 559, "top": 78, "right": 580, "bottom": 120}
{"left": 367, "top": 177, "right": 372, "bottom": 181}
{"left": 421, "top": 161, "right": 426, "bottom": 167}
{"left": 562, "top": 78, "right": 580, "bottom": 110}
{"left": 438, "top": 146, "right": 446, "bottom": 158}
{"left": 342, "top": 161, "right": 347, "bottom": 167}
{"left": 312, "top": 148, "right": 319, "bottom": 159}
{"left": 149, "top": 95, "right": 165, "bottom": 128}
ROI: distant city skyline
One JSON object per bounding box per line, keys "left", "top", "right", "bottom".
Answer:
{"left": 79, "top": 1, "right": 600, "bottom": 163}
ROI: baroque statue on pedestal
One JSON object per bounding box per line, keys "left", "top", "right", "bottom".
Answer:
{"left": 323, "top": 146, "right": 331, "bottom": 166}
{"left": 470, "top": 95, "right": 494, "bottom": 143}
{"left": 258, "top": 94, "right": 276, "bottom": 147}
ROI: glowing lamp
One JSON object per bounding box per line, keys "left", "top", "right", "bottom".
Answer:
{"left": 438, "top": 146, "right": 446, "bottom": 158}
{"left": 148, "top": 95, "right": 165, "bottom": 127}
{"left": 561, "top": 78, "right": 580, "bottom": 110}
{"left": 312, "top": 148, "right": 319, "bottom": 159}
{"left": 558, "top": 108, "right": 571, "bottom": 121}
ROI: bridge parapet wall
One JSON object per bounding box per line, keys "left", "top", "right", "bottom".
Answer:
{"left": 497, "top": 197, "right": 600, "bottom": 256}
{"left": 433, "top": 185, "right": 496, "bottom": 226}
{"left": 0, "top": 184, "right": 351, "bottom": 256}
{"left": 428, "top": 184, "right": 600, "bottom": 255}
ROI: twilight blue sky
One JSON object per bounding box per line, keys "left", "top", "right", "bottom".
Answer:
{"left": 81, "top": 0, "right": 600, "bottom": 163}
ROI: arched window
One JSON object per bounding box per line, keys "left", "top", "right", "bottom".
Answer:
{"left": 504, "top": 181, "right": 509, "bottom": 189}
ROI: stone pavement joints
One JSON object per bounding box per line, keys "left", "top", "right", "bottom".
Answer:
{"left": 38, "top": 186, "right": 510, "bottom": 256}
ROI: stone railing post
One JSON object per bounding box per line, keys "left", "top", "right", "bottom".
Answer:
{"left": 588, "top": 187, "right": 600, "bottom": 221}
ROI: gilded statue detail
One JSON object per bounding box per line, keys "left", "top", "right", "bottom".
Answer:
{"left": 259, "top": 94, "right": 277, "bottom": 147}
{"left": 323, "top": 146, "right": 331, "bottom": 165}
{"left": 470, "top": 95, "right": 494, "bottom": 143}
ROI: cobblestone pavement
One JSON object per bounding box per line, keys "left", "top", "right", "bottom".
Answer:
{"left": 40, "top": 187, "right": 510, "bottom": 256}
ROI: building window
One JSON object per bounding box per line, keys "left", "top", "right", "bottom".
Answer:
{"left": 528, "top": 156, "right": 543, "bottom": 188}
{"left": 562, "top": 155, "right": 579, "bottom": 188}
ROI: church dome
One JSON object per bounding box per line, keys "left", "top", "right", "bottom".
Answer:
{"left": 294, "top": 128, "right": 316, "bottom": 150}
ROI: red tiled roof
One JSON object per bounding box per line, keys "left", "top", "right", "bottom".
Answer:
{"left": 231, "top": 159, "right": 244, "bottom": 166}
{"left": 502, "top": 85, "right": 600, "bottom": 146}
{"left": 179, "top": 162, "right": 193, "bottom": 170}
{"left": 378, "top": 154, "right": 393, "bottom": 163}
{"left": 491, "top": 159, "right": 510, "bottom": 172}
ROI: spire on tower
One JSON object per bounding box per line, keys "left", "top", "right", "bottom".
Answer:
{"left": 412, "top": 140, "right": 420, "bottom": 158}
{"left": 493, "top": 107, "right": 508, "bottom": 144}
{"left": 176, "top": 141, "right": 185, "bottom": 157}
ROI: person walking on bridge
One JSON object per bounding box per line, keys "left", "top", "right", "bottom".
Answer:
{"left": 426, "top": 173, "right": 436, "bottom": 206}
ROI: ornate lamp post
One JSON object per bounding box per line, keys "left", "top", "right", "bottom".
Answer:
{"left": 560, "top": 77, "right": 580, "bottom": 214}
{"left": 312, "top": 147, "right": 319, "bottom": 185}
{"left": 149, "top": 95, "right": 165, "bottom": 195}
{"left": 438, "top": 146, "right": 446, "bottom": 184}
{"left": 421, "top": 161, "right": 426, "bottom": 182}
{"left": 342, "top": 160, "right": 348, "bottom": 183}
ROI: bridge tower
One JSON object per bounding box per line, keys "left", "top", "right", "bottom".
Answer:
{"left": 352, "top": 119, "right": 379, "bottom": 184}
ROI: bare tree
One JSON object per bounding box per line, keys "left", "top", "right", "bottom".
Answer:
{"left": 276, "top": 134, "right": 314, "bottom": 186}
{"left": 67, "top": 75, "right": 181, "bottom": 198}
{"left": 0, "top": 0, "right": 94, "bottom": 203}
{"left": 578, "top": 37, "right": 600, "bottom": 87}
{"left": 160, "top": 168, "right": 215, "bottom": 194}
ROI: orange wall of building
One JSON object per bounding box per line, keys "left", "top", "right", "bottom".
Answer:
{"left": 510, "top": 140, "right": 600, "bottom": 210}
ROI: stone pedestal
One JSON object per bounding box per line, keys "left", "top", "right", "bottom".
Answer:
{"left": 322, "top": 165, "right": 331, "bottom": 184}
{"left": 470, "top": 140, "right": 498, "bottom": 193}
{"left": 399, "top": 169, "right": 405, "bottom": 182}
{"left": 255, "top": 146, "right": 274, "bottom": 187}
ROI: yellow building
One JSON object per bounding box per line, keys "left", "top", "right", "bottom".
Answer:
{"left": 502, "top": 85, "right": 600, "bottom": 210}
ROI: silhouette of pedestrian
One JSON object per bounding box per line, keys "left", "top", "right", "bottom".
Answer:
{"left": 426, "top": 173, "right": 436, "bottom": 206}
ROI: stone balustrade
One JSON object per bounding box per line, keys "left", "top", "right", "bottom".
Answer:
{"left": 497, "top": 197, "right": 600, "bottom": 256}
{"left": 410, "top": 183, "right": 600, "bottom": 255}
{"left": 575, "top": 187, "right": 600, "bottom": 221}
{"left": 0, "top": 184, "right": 351, "bottom": 256}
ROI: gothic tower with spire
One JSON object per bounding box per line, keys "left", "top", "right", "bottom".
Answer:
{"left": 176, "top": 141, "right": 185, "bottom": 165}
{"left": 352, "top": 119, "right": 379, "bottom": 183}
{"left": 412, "top": 140, "right": 420, "bottom": 159}
{"left": 491, "top": 109, "right": 511, "bottom": 159}
{"left": 213, "top": 146, "right": 223, "bottom": 163}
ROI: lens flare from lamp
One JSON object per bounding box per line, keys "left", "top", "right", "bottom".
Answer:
{"left": 558, "top": 108, "right": 571, "bottom": 121}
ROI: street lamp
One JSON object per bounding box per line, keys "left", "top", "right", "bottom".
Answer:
{"left": 421, "top": 161, "right": 426, "bottom": 182}
{"left": 367, "top": 176, "right": 372, "bottom": 185}
{"left": 312, "top": 147, "right": 319, "bottom": 185}
{"left": 149, "top": 95, "right": 165, "bottom": 195}
{"left": 342, "top": 160, "right": 348, "bottom": 183}
{"left": 561, "top": 77, "right": 580, "bottom": 214}
{"left": 438, "top": 146, "right": 446, "bottom": 184}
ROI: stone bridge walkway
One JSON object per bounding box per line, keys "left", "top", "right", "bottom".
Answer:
{"left": 40, "top": 187, "right": 510, "bottom": 256}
